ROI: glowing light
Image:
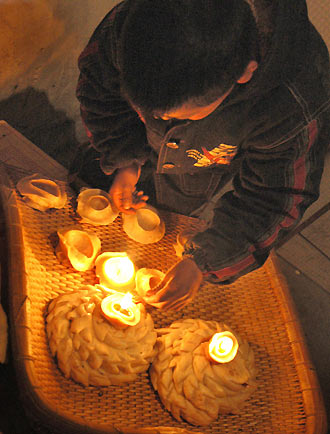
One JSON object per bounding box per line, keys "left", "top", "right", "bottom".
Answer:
{"left": 208, "top": 331, "right": 238, "bottom": 363}
{"left": 95, "top": 252, "right": 136, "bottom": 291}
{"left": 103, "top": 257, "right": 135, "bottom": 285}
{"left": 101, "top": 291, "right": 141, "bottom": 328}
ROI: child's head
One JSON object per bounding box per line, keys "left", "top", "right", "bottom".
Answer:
{"left": 119, "top": 0, "right": 259, "bottom": 116}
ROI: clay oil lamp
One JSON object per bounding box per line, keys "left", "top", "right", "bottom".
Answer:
{"left": 56, "top": 226, "right": 101, "bottom": 271}
{"left": 150, "top": 319, "right": 257, "bottom": 426}
{"left": 76, "top": 188, "right": 118, "bottom": 225}
{"left": 122, "top": 204, "right": 165, "bottom": 244}
{"left": 17, "top": 173, "right": 67, "bottom": 211}
{"left": 95, "top": 252, "right": 136, "bottom": 291}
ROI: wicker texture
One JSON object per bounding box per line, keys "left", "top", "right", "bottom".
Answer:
{"left": 0, "top": 163, "right": 327, "bottom": 434}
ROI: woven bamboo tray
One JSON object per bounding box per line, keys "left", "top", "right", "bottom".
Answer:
{"left": 0, "top": 162, "right": 327, "bottom": 434}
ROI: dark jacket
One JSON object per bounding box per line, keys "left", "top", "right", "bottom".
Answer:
{"left": 76, "top": 0, "right": 330, "bottom": 283}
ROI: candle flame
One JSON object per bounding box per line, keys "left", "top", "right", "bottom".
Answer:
{"left": 120, "top": 292, "right": 133, "bottom": 310}
{"left": 101, "top": 291, "right": 141, "bottom": 328}
{"left": 208, "top": 331, "right": 238, "bottom": 363}
{"left": 217, "top": 336, "right": 234, "bottom": 354}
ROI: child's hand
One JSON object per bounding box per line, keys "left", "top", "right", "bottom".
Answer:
{"left": 173, "top": 229, "right": 196, "bottom": 258}
{"left": 145, "top": 258, "right": 203, "bottom": 311}
{"left": 109, "top": 163, "right": 148, "bottom": 214}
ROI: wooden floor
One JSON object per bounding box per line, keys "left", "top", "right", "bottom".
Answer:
{"left": 0, "top": 122, "right": 329, "bottom": 433}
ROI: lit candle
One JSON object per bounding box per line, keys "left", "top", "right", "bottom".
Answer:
{"left": 101, "top": 292, "right": 141, "bottom": 329}
{"left": 208, "top": 331, "right": 238, "bottom": 363}
{"left": 95, "top": 252, "right": 136, "bottom": 291}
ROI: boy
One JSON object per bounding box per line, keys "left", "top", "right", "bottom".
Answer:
{"left": 76, "top": 0, "right": 330, "bottom": 310}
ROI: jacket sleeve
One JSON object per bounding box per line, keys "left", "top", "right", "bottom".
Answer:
{"left": 183, "top": 116, "right": 329, "bottom": 284}
{"left": 76, "top": 4, "right": 151, "bottom": 175}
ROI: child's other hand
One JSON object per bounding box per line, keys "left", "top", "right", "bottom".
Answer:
{"left": 145, "top": 258, "right": 203, "bottom": 311}
{"left": 109, "top": 163, "right": 148, "bottom": 214}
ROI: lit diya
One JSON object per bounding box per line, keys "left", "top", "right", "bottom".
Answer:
{"left": 208, "top": 331, "right": 239, "bottom": 364}
{"left": 95, "top": 252, "right": 136, "bottom": 291}
{"left": 150, "top": 318, "right": 257, "bottom": 426}
{"left": 46, "top": 285, "right": 157, "bottom": 386}
{"left": 101, "top": 291, "right": 140, "bottom": 329}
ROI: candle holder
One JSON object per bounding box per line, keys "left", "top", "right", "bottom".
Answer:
{"left": 150, "top": 318, "right": 257, "bottom": 426}
{"left": 46, "top": 285, "right": 157, "bottom": 387}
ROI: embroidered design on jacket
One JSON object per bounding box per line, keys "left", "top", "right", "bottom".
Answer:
{"left": 187, "top": 144, "right": 238, "bottom": 167}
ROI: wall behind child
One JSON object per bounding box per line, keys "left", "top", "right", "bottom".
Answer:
{"left": 0, "top": 0, "right": 121, "bottom": 167}
{"left": 0, "top": 0, "right": 329, "bottom": 169}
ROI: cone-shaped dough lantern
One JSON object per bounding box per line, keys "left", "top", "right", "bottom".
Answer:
{"left": 46, "top": 285, "right": 157, "bottom": 386}
{"left": 150, "top": 319, "right": 257, "bottom": 426}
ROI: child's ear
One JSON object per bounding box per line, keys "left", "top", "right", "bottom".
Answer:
{"left": 236, "top": 60, "right": 258, "bottom": 84}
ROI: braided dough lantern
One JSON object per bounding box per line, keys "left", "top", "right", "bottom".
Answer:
{"left": 17, "top": 173, "right": 67, "bottom": 211}
{"left": 56, "top": 227, "right": 101, "bottom": 272}
{"left": 150, "top": 319, "right": 257, "bottom": 426}
{"left": 46, "top": 285, "right": 157, "bottom": 386}
{"left": 77, "top": 188, "right": 118, "bottom": 225}
{"left": 122, "top": 204, "right": 165, "bottom": 244}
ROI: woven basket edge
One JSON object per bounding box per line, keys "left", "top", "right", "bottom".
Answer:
{"left": 266, "top": 253, "right": 328, "bottom": 434}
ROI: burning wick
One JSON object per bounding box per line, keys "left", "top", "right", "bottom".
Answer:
{"left": 208, "top": 331, "right": 238, "bottom": 364}
{"left": 101, "top": 292, "right": 141, "bottom": 328}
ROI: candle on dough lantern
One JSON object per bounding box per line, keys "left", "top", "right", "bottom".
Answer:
{"left": 95, "top": 252, "right": 136, "bottom": 291}
{"left": 208, "top": 331, "right": 239, "bottom": 363}
{"left": 101, "top": 291, "right": 141, "bottom": 329}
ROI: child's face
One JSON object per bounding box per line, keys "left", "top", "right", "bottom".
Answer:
{"left": 155, "top": 85, "right": 234, "bottom": 121}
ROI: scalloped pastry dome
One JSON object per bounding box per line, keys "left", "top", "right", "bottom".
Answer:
{"left": 46, "top": 285, "right": 157, "bottom": 387}
{"left": 150, "top": 318, "right": 257, "bottom": 426}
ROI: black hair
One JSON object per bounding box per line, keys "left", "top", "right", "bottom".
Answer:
{"left": 119, "top": 0, "right": 259, "bottom": 113}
